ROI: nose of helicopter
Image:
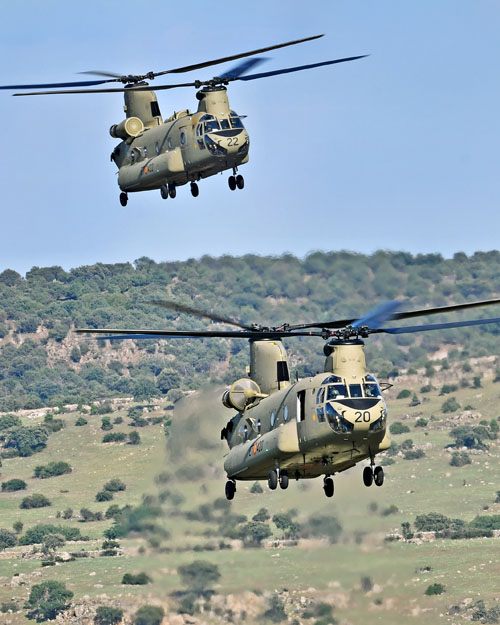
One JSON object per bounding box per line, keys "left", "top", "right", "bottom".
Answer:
{"left": 326, "top": 398, "right": 387, "bottom": 434}
{"left": 205, "top": 129, "right": 249, "bottom": 156}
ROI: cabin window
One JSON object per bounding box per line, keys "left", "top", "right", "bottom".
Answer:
{"left": 322, "top": 375, "right": 342, "bottom": 385}
{"left": 256, "top": 418, "right": 261, "bottom": 433}
{"left": 142, "top": 147, "right": 148, "bottom": 157}
{"left": 167, "top": 138, "right": 173, "bottom": 150}
{"left": 150, "top": 101, "right": 161, "bottom": 117}
{"left": 284, "top": 406, "right": 289, "bottom": 422}
{"left": 316, "top": 406, "right": 325, "bottom": 422}
{"left": 349, "top": 384, "right": 363, "bottom": 398}
{"left": 155, "top": 142, "right": 160, "bottom": 154}
{"left": 327, "top": 384, "right": 347, "bottom": 400}
{"left": 196, "top": 124, "right": 202, "bottom": 136}
{"left": 230, "top": 112, "right": 244, "bottom": 128}
{"left": 197, "top": 139, "right": 205, "bottom": 150}
{"left": 270, "top": 411, "right": 276, "bottom": 428}
{"left": 297, "top": 390, "right": 306, "bottom": 422}
{"left": 277, "top": 361, "right": 289, "bottom": 389}
{"left": 180, "top": 132, "right": 186, "bottom": 145}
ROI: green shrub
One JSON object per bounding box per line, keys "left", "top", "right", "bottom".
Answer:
{"left": 441, "top": 397, "right": 460, "bottom": 413}
{"left": 449, "top": 451, "right": 471, "bottom": 467}
{"left": 403, "top": 449, "right": 425, "bottom": 460}
{"left": 1, "top": 600, "right": 18, "bottom": 613}
{"left": 5, "top": 425, "right": 49, "bottom": 456}
{"left": 0, "top": 414, "right": 22, "bottom": 430}
{"left": 178, "top": 560, "right": 221, "bottom": 591}
{"left": 13, "top": 520, "right": 23, "bottom": 534}
{"left": 425, "top": 583, "right": 445, "bottom": 595}
{"left": 2, "top": 478, "right": 27, "bottom": 492}
{"left": 396, "top": 389, "right": 411, "bottom": 399}
{"left": 302, "top": 515, "right": 342, "bottom": 544}
{"left": 62, "top": 508, "right": 73, "bottom": 519}
{"left": 33, "top": 461, "right": 72, "bottom": 479}
{"left": 440, "top": 384, "right": 458, "bottom": 395}
{"left": 250, "top": 481, "right": 263, "bottom": 494}
{"left": 101, "top": 417, "right": 113, "bottom": 431}
{"left": 261, "top": 595, "right": 287, "bottom": 623}
{"left": 94, "top": 606, "right": 124, "bottom": 625}
{"left": 237, "top": 521, "right": 272, "bottom": 547}
{"left": 121, "top": 572, "right": 152, "bottom": 585}
{"left": 469, "top": 515, "right": 500, "bottom": 530}
{"left": 96, "top": 490, "right": 113, "bottom": 502}
{"left": 43, "top": 414, "right": 64, "bottom": 432}
{"left": 24, "top": 580, "right": 73, "bottom": 621}
{"left": 105, "top": 505, "right": 122, "bottom": 520}
{"left": 80, "top": 508, "right": 103, "bottom": 522}
{"left": 0, "top": 528, "right": 17, "bottom": 550}
{"left": 102, "top": 432, "right": 126, "bottom": 443}
{"left": 104, "top": 479, "right": 126, "bottom": 492}
{"left": 128, "top": 431, "right": 141, "bottom": 445}
{"left": 389, "top": 422, "right": 410, "bottom": 435}
{"left": 133, "top": 605, "right": 165, "bottom": 625}
{"left": 252, "top": 508, "right": 270, "bottom": 522}
{"left": 19, "top": 524, "right": 84, "bottom": 545}
{"left": 415, "top": 417, "right": 428, "bottom": 428}
{"left": 20, "top": 494, "right": 51, "bottom": 509}
{"left": 113, "top": 416, "right": 123, "bottom": 424}
{"left": 75, "top": 416, "right": 88, "bottom": 426}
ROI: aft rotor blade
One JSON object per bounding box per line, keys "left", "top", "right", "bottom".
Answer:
{"left": 219, "top": 57, "right": 268, "bottom": 80}
{"left": 351, "top": 301, "right": 402, "bottom": 329}
{"left": 151, "top": 300, "right": 254, "bottom": 330}
{"left": 153, "top": 34, "right": 324, "bottom": 77}
{"left": 75, "top": 328, "right": 323, "bottom": 339}
{"left": 375, "top": 316, "right": 500, "bottom": 335}
{"left": 0, "top": 78, "right": 116, "bottom": 90}
{"left": 78, "top": 70, "right": 123, "bottom": 78}
{"left": 13, "top": 82, "right": 197, "bottom": 96}
{"left": 233, "top": 55, "right": 368, "bottom": 82}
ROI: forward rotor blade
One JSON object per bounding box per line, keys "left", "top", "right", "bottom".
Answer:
{"left": 219, "top": 57, "right": 268, "bottom": 80}
{"left": 375, "top": 316, "right": 500, "bottom": 335}
{"left": 75, "top": 328, "right": 323, "bottom": 339}
{"left": 151, "top": 300, "right": 254, "bottom": 330}
{"left": 78, "top": 70, "right": 123, "bottom": 78}
{"left": 233, "top": 55, "right": 368, "bottom": 82}
{"left": 153, "top": 34, "right": 324, "bottom": 77}
{"left": 288, "top": 297, "right": 500, "bottom": 331}
{"left": 351, "top": 301, "right": 402, "bottom": 329}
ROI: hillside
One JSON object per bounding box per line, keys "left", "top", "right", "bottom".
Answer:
{"left": 0, "top": 250, "right": 500, "bottom": 413}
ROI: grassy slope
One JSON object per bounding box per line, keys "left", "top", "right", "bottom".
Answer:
{"left": 2, "top": 364, "right": 500, "bottom": 624}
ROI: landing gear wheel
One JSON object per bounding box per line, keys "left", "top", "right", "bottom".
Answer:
{"left": 268, "top": 470, "right": 278, "bottom": 491}
{"left": 160, "top": 185, "right": 169, "bottom": 200}
{"left": 228, "top": 176, "right": 236, "bottom": 191}
{"left": 363, "top": 466, "right": 374, "bottom": 487}
{"left": 168, "top": 184, "right": 176, "bottom": 199}
{"left": 190, "top": 182, "right": 199, "bottom": 197}
{"left": 279, "top": 470, "right": 289, "bottom": 490}
{"left": 119, "top": 192, "right": 128, "bottom": 207}
{"left": 323, "top": 477, "right": 334, "bottom": 498}
{"left": 374, "top": 466, "right": 384, "bottom": 487}
{"left": 236, "top": 174, "right": 245, "bottom": 189}
{"left": 225, "top": 480, "right": 236, "bottom": 500}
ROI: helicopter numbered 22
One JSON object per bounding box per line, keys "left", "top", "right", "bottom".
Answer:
{"left": 76, "top": 296, "right": 500, "bottom": 501}
{"left": 0, "top": 35, "right": 366, "bottom": 205}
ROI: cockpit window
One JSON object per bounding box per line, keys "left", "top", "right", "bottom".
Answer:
{"left": 327, "top": 384, "right": 347, "bottom": 400}
{"left": 230, "top": 116, "right": 244, "bottom": 129}
{"left": 364, "top": 383, "right": 381, "bottom": 398}
{"left": 205, "top": 120, "right": 220, "bottom": 132}
{"left": 349, "top": 384, "right": 363, "bottom": 398}
{"left": 365, "top": 374, "right": 377, "bottom": 382}
{"left": 316, "top": 388, "right": 325, "bottom": 404}
{"left": 322, "top": 375, "right": 342, "bottom": 385}
{"left": 220, "top": 119, "right": 230, "bottom": 129}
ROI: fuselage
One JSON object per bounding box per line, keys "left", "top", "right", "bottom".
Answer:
{"left": 111, "top": 87, "right": 249, "bottom": 192}
{"left": 223, "top": 370, "right": 391, "bottom": 481}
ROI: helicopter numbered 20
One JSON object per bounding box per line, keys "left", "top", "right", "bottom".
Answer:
{"left": 76, "top": 296, "right": 500, "bottom": 501}
{"left": 0, "top": 35, "right": 366, "bottom": 205}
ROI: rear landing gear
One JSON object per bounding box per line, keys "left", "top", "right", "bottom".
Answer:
{"left": 225, "top": 480, "right": 236, "bottom": 500}
{"left": 160, "top": 184, "right": 169, "bottom": 200}
{"left": 119, "top": 192, "right": 128, "bottom": 207}
{"left": 268, "top": 470, "right": 278, "bottom": 490}
{"left": 168, "top": 183, "right": 176, "bottom": 199}
{"left": 190, "top": 182, "right": 199, "bottom": 197}
{"left": 374, "top": 466, "right": 384, "bottom": 486}
{"left": 363, "top": 465, "right": 384, "bottom": 487}
{"left": 279, "top": 470, "right": 289, "bottom": 490}
{"left": 323, "top": 476, "right": 334, "bottom": 498}
{"left": 363, "top": 466, "right": 374, "bottom": 487}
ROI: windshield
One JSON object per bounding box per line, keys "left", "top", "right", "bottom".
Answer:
{"left": 205, "top": 119, "right": 220, "bottom": 133}
{"left": 327, "top": 384, "right": 347, "bottom": 400}
{"left": 364, "top": 383, "right": 382, "bottom": 398}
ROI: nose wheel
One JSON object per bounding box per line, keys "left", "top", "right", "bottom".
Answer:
{"left": 225, "top": 480, "right": 236, "bottom": 500}
{"left": 228, "top": 174, "right": 245, "bottom": 191}
{"left": 323, "top": 476, "right": 334, "bottom": 498}
{"left": 190, "top": 182, "right": 199, "bottom": 197}
{"left": 119, "top": 192, "right": 128, "bottom": 207}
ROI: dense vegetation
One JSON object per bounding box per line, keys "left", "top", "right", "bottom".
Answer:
{"left": 0, "top": 251, "right": 499, "bottom": 411}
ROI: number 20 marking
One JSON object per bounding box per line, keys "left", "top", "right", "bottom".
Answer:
{"left": 355, "top": 411, "right": 371, "bottom": 422}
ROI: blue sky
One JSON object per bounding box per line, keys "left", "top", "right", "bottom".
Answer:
{"left": 0, "top": 0, "right": 498, "bottom": 274}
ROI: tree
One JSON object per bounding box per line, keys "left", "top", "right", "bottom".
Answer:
{"left": 261, "top": 595, "right": 287, "bottom": 623}
{"left": 20, "top": 494, "right": 51, "bottom": 509}
{"left": 389, "top": 422, "right": 410, "bottom": 435}
{"left": 425, "top": 583, "right": 445, "bottom": 595}
{"left": 13, "top": 520, "right": 23, "bottom": 534}
{"left": 94, "top": 606, "right": 124, "bottom": 625}
{"left": 5, "top": 425, "right": 49, "bottom": 456}
{"left": 177, "top": 560, "right": 221, "bottom": 592}
{"left": 128, "top": 431, "right": 141, "bottom": 445}
{"left": 24, "top": 580, "right": 73, "bottom": 621}
{"left": 104, "top": 479, "right": 126, "bottom": 492}
{"left": 133, "top": 605, "right": 165, "bottom": 625}
{"left": 0, "top": 528, "right": 17, "bottom": 550}
{"left": 96, "top": 490, "right": 113, "bottom": 502}
{"left": 41, "top": 533, "right": 66, "bottom": 559}
{"left": 450, "top": 451, "right": 471, "bottom": 467}
{"left": 2, "top": 479, "right": 27, "bottom": 492}
{"left": 156, "top": 369, "right": 181, "bottom": 394}
{"left": 302, "top": 515, "right": 342, "bottom": 544}
{"left": 122, "top": 572, "right": 151, "bottom": 585}
{"left": 252, "top": 507, "right": 270, "bottom": 522}
{"left": 442, "top": 397, "right": 460, "bottom": 413}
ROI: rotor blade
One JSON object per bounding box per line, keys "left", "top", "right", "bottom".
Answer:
{"left": 351, "top": 301, "right": 402, "bottom": 329}
{"left": 151, "top": 300, "right": 254, "bottom": 330}
{"left": 75, "top": 328, "right": 323, "bottom": 339}
{"left": 0, "top": 78, "right": 117, "bottom": 90}
{"left": 233, "top": 55, "right": 368, "bottom": 82}
{"left": 13, "top": 82, "right": 197, "bottom": 96}
{"left": 288, "top": 297, "right": 500, "bottom": 331}
{"left": 375, "top": 316, "right": 500, "bottom": 335}
{"left": 219, "top": 57, "right": 268, "bottom": 80}
{"left": 153, "top": 34, "right": 324, "bottom": 77}
{"left": 78, "top": 70, "right": 123, "bottom": 78}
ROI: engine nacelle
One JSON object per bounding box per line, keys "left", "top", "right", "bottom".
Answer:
{"left": 109, "top": 117, "right": 144, "bottom": 140}
{"left": 222, "top": 378, "right": 265, "bottom": 411}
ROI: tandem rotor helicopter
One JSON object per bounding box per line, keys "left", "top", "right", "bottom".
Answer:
{"left": 76, "top": 297, "right": 500, "bottom": 501}
{"left": 0, "top": 35, "right": 366, "bottom": 206}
